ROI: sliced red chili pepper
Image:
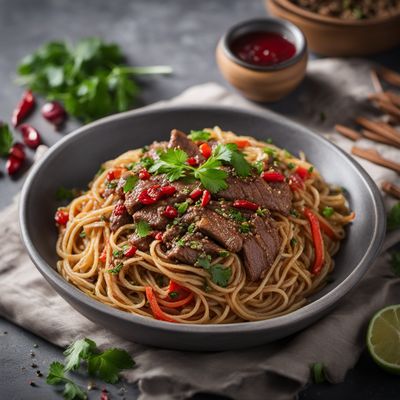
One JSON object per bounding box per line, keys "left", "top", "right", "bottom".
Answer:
{"left": 296, "top": 166, "right": 310, "bottom": 180}
{"left": 187, "top": 157, "right": 198, "bottom": 166}
{"left": 190, "top": 188, "right": 203, "bottom": 200}
{"left": 123, "top": 245, "right": 137, "bottom": 257}
{"left": 19, "top": 124, "right": 41, "bottom": 149}
{"left": 233, "top": 199, "right": 259, "bottom": 211}
{"left": 288, "top": 173, "right": 304, "bottom": 191}
{"left": 160, "top": 185, "right": 176, "bottom": 197}
{"left": 261, "top": 171, "right": 285, "bottom": 182}
{"left": 163, "top": 205, "right": 178, "bottom": 219}
{"left": 199, "top": 142, "right": 212, "bottom": 158}
{"left": 9, "top": 142, "right": 25, "bottom": 160}
{"left": 145, "top": 287, "right": 176, "bottom": 322}
{"left": 12, "top": 90, "right": 35, "bottom": 127}
{"left": 201, "top": 190, "right": 211, "bottom": 207}
{"left": 138, "top": 168, "right": 151, "bottom": 180}
{"left": 304, "top": 208, "right": 324, "bottom": 275}
{"left": 154, "top": 231, "right": 163, "bottom": 241}
{"left": 233, "top": 139, "right": 250, "bottom": 148}
{"left": 113, "top": 202, "right": 127, "bottom": 216}
{"left": 55, "top": 210, "right": 69, "bottom": 225}
{"left": 167, "top": 281, "right": 190, "bottom": 300}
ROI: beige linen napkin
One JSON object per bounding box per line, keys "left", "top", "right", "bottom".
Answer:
{"left": 1, "top": 59, "right": 400, "bottom": 400}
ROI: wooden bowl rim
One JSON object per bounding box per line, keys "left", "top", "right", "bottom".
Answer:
{"left": 271, "top": 0, "right": 400, "bottom": 26}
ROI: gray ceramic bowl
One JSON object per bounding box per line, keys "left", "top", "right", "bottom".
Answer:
{"left": 20, "top": 105, "right": 385, "bottom": 351}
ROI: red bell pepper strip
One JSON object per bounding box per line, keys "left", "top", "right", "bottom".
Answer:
{"left": 304, "top": 208, "right": 324, "bottom": 275}
{"left": 12, "top": 90, "right": 35, "bottom": 127}
{"left": 318, "top": 218, "right": 338, "bottom": 241}
{"left": 288, "top": 173, "right": 304, "bottom": 191}
{"left": 158, "top": 292, "right": 194, "bottom": 309}
{"left": 145, "top": 287, "right": 176, "bottom": 322}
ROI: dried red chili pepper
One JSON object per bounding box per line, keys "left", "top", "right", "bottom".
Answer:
{"left": 163, "top": 205, "right": 178, "bottom": 219}
{"left": 12, "top": 90, "right": 35, "bottom": 127}
{"left": 123, "top": 245, "right": 137, "bottom": 257}
{"left": 233, "top": 199, "right": 259, "bottom": 211}
{"left": 187, "top": 157, "right": 198, "bottom": 166}
{"left": 201, "top": 190, "right": 211, "bottom": 207}
{"left": 189, "top": 188, "right": 203, "bottom": 200}
{"left": 9, "top": 142, "right": 25, "bottom": 161}
{"left": 261, "top": 171, "right": 285, "bottom": 182}
{"left": 199, "top": 143, "right": 212, "bottom": 158}
{"left": 6, "top": 155, "right": 24, "bottom": 176}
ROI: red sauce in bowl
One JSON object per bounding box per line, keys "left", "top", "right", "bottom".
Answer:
{"left": 230, "top": 31, "right": 296, "bottom": 67}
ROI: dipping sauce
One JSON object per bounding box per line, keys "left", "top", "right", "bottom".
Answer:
{"left": 230, "top": 31, "right": 296, "bottom": 67}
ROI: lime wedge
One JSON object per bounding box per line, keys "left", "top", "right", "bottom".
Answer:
{"left": 367, "top": 305, "right": 400, "bottom": 374}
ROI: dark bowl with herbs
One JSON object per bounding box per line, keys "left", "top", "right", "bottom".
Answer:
{"left": 267, "top": 0, "right": 400, "bottom": 56}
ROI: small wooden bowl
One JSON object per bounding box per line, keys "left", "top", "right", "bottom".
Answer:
{"left": 216, "top": 18, "right": 307, "bottom": 102}
{"left": 267, "top": 0, "right": 400, "bottom": 56}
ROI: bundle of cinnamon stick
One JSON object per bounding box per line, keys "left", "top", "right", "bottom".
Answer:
{"left": 334, "top": 66, "right": 400, "bottom": 199}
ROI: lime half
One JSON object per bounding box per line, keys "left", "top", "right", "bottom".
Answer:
{"left": 367, "top": 305, "right": 400, "bottom": 374}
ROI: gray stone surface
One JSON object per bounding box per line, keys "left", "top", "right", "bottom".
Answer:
{"left": 0, "top": 0, "right": 399, "bottom": 398}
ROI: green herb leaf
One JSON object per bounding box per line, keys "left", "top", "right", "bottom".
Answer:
{"left": 388, "top": 203, "right": 400, "bottom": 231}
{"left": 17, "top": 38, "right": 171, "bottom": 122}
{"left": 176, "top": 200, "right": 190, "bottom": 214}
{"left": 263, "top": 147, "right": 276, "bottom": 158}
{"left": 194, "top": 167, "right": 228, "bottom": 193}
{"left": 47, "top": 361, "right": 87, "bottom": 400}
{"left": 226, "top": 143, "right": 251, "bottom": 177}
{"left": 311, "top": 362, "right": 326, "bottom": 384}
{"left": 140, "top": 156, "right": 154, "bottom": 169}
{"left": 107, "top": 263, "right": 124, "bottom": 275}
{"left": 87, "top": 348, "right": 134, "bottom": 384}
{"left": 322, "top": 207, "right": 334, "bottom": 218}
{"left": 123, "top": 175, "right": 139, "bottom": 193}
{"left": 188, "top": 130, "right": 211, "bottom": 141}
{"left": 390, "top": 251, "right": 400, "bottom": 277}
{"left": 64, "top": 338, "right": 96, "bottom": 371}
{"left": 0, "top": 123, "right": 13, "bottom": 157}
{"left": 239, "top": 222, "right": 251, "bottom": 233}
{"left": 210, "top": 265, "right": 232, "bottom": 287}
{"left": 169, "top": 291, "right": 179, "bottom": 299}
{"left": 113, "top": 249, "right": 124, "bottom": 258}
{"left": 136, "top": 220, "right": 151, "bottom": 238}
{"left": 287, "top": 162, "right": 296, "bottom": 170}
{"left": 149, "top": 148, "right": 189, "bottom": 181}
{"left": 253, "top": 160, "right": 264, "bottom": 174}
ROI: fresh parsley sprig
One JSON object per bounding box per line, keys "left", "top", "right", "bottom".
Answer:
{"left": 17, "top": 38, "right": 172, "bottom": 122}
{"left": 0, "top": 123, "right": 13, "bottom": 157}
{"left": 47, "top": 338, "right": 135, "bottom": 400}
{"left": 149, "top": 143, "right": 251, "bottom": 193}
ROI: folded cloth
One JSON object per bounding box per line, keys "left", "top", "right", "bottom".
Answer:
{"left": 1, "top": 58, "right": 400, "bottom": 400}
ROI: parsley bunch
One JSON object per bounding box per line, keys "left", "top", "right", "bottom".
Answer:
{"left": 47, "top": 338, "right": 134, "bottom": 400}
{"left": 150, "top": 143, "right": 251, "bottom": 193}
{"left": 16, "top": 38, "right": 172, "bottom": 122}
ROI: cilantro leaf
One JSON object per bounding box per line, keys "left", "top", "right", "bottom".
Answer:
{"left": 123, "top": 175, "right": 139, "bottom": 193}
{"left": 136, "top": 220, "right": 151, "bottom": 238}
{"left": 64, "top": 338, "right": 96, "bottom": 371}
{"left": 195, "top": 256, "right": 232, "bottom": 287}
{"left": 194, "top": 167, "right": 228, "bottom": 193}
{"left": 227, "top": 144, "right": 251, "bottom": 177}
{"left": 87, "top": 348, "right": 134, "bottom": 384}
{"left": 176, "top": 200, "right": 190, "bottom": 214}
{"left": 210, "top": 264, "right": 232, "bottom": 287}
{"left": 390, "top": 251, "right": 400, "bottom": 277}
{"left": 46, "top": 362, "right": 87, "bottom": 400}
{"left": 388, "top": 203, "right": 400, "bottom": 231}
{"left": 188, "top": 130, "right": 211, "bottom": 141}
{"left": 149, "top": 148, "right": 189, "bottom": 181}
{"left": 0, "top": 123, "right": 13, "bottom": 157}
{"left": 46, "top": 361, "right": 66, "bottom": 385}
